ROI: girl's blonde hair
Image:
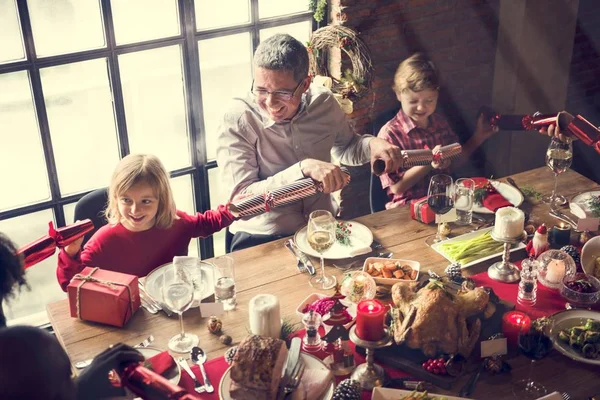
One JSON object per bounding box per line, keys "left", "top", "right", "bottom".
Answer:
{"left": 105, "top": 154, "right": 177, "bottom": 229}
{"left": 393, "top": 53, "right": 439, "bottom": 94}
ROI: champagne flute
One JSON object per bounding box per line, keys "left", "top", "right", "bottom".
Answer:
{"left": 162, "top": 263, "right": 198, "bottom": 353}
{"left": 307, "top": 210, "right": 337, "bottom": 290}
{"left": 512, "top": 324, "right": 552, "bottom": 399}
{"left": 542, "top": 137, "right": 573, "bottom": 208}
{"left": 427, "top": 174, "right": 454, "bottom": 244}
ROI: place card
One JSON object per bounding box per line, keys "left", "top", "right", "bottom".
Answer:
{"left": 199, "top": 302, "right": 224, "bottom": 317}
{"left": 480, "top": 337, "right": 507, "bottom": 358}
{"left": 435, "top": 208, "right": 457, "bottom": 223}
{"left": 577, "top": 217, "right": 599, "bottom": 232}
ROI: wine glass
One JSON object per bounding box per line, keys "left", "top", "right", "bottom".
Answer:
{"left": 307, "top": 210, "right": 337, "bottom": 290}
{"left": 542, "top": 137, "right": 573, "bottom": 208}
{"left": 427, "top": 174, "right": 454, "bottom": 244}
{"left": 162, "top": 263, "right": 199, "bottom": 353}
{"left": 512, "top": 325, "right": 552, "bottom": 399}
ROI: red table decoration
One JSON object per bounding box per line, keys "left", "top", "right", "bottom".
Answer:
{"left": 501, "top": 310, "right": 531, "bottom": 348}
{"left": 49, "top": 219, "right": 94, "bottom": 247}
{"left": 17, "top": 235, "right": 56, "bottom": 269}
{"left": 67, "top": 266, "right": 141, "bottom": 327}
{"left": 355, "top": 299, "right": 386, "bottom": 342}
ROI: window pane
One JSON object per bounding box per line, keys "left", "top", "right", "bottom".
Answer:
{"left": 40, "top": 58, "right": 120, "bottom": 196}
{"left": 208, "top": 167, "right": 227, "bottom": 256}
{"left": 0, "top": 0, "right": 25, "bottom": 63}
{"left": 120, "top": 45, "right": 191, "bottom": 171}
{"left": 111, "top": 0, "right": 180, "bottom": 45}
{"left": 27, "top": 0, "right": 105, "bottom": 57}
{"left": 195, "top": 0, "right": 249, "bottom": 31}
{"left": 198, "top": 33, "right": 252, "bottom": 160}
{"left": 0, "top": 71, "right": 50, "bottom": 212}
{"left": 260, "top": 21, "right": 312, "bottom": 44}
{"left": 170, "top": 174, "right": 198, "bottom": 257}
{"left": 258, "top": 0, "right": 309, "bottom": 19}
{"left": 0, "top": 210, "right": 66, "bottom": 325}
{"left": 64, "top": 202, "right": 76, "bottom": 224}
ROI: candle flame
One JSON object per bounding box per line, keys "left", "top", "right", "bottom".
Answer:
{"left": 368, "top": 305, "right": 374, "bottom": 312}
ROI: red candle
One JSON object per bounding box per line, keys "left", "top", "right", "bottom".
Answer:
{"left": 355, "top": 299, "right": 386, "bottom": 341}
{"left": 502, "top": 311, "right": 531, "bottom": 348}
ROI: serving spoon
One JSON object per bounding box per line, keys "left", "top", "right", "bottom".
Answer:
{"left": 191, "top": 346, "right": 214, "bottom": 393}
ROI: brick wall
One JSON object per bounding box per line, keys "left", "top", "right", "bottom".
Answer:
{"left": 336, "top": 0, "right": 500, "bottom": 218}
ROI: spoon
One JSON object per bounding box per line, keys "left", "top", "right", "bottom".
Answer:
{"left": 191, "top": 346, "right": 214, "bottom": 393}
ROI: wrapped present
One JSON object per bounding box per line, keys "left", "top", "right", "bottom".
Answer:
{"left": 68, "top": 267, "right": 140, "bottom": 327}
{"left": 373, "top": 143, "right": 462, "bottom": 176}
{"left": 17, "top": 235, "right": 56, "bottom": 269}
{"left": 49, "top": 219, "right": 94, "bottom": 247}
{"left": 229, "top": 169, "right": 351, "bottom": 218}
{"left": 410, "top": 196, "right": 436, "bottom": 224}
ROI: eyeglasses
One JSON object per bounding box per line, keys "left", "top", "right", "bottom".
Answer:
{"left": 251, "top": 79, "right": 304, "bottom": 102}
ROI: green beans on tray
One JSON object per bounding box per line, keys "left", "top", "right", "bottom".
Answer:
{"left": 437, "top": 231, "right": 505, "bottom": 265}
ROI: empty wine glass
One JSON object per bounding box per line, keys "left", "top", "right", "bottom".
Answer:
{"left": 427, "top": 174, "right": 454, "bottom": 243}
{"left": 307, "top": 210, "right": 337, "bottom": 290}
{"left": 162, "top": 262, "right": 198, "bottom": 353}
{"left": 512, "top": 324, "right": 552, "bottom": 399}
{"left": 542, "top": 137, "right": 573, "bottom": 208}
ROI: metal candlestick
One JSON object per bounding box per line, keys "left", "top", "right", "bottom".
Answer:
{"left": 487, "top": 230, "right": 525, "bottom": 283}
{"left": 349, "top": 325, "right": 391, "bottom": 391}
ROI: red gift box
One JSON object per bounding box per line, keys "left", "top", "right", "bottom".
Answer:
{"left": 67, "top": 267, "right": 141, "bottom": 327}
{"left": 410, "top": 196, "right": 436, "bottom": 224}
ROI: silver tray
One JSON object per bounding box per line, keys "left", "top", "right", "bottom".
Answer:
{"left": 144, "top": 261, "right": 215, "bottom": 308}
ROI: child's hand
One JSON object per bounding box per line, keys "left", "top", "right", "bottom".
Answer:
{"left": 431, "top": 145, "right": 451, "bottom": 169}
{"left": 474, "top": 112, "right": 499, "bottom": 141}
{"left": 65, "top": 237, "right": 83, "bottom": 258}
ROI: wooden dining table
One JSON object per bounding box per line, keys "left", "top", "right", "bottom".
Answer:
{"left": 47, "top": 166, "right": 600, "bottom": 399}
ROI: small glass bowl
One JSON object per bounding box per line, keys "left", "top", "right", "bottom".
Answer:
{"left": 560, "top": 272, "right": 600, "bottom": 309}
{"left": 340, "top": 271, "right": 376, "bottom": 304}
{"left": 537, "top": 250, "right": 577, "bottom": 289}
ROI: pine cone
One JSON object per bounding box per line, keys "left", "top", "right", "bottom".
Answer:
{"left": 561, "top": 245, "right": 581, "bottom": 266}
{"left": 331, "top": 378, "right": 361, "bottom": 400}
{"left": 445, "top": 262, "right": 463, "bottom": 283}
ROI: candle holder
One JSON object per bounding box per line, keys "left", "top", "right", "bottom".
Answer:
{"left": 349, "top": 325, "right": 391, "bottom": 391}
{"left": 487, "top": 230, "right": 524, "bottom": 283}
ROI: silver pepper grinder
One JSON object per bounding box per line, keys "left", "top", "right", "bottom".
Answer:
{"left": 518, "top": 257, "right": 539, "bottom": 306}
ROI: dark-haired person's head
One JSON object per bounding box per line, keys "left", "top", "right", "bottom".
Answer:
{"left": 0, "top": 233, "right": 28, "bottom": 327}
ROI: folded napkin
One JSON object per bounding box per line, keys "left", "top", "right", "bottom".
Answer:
{"left": 472, "top": 177, "right": 513, "bottom": 212}
{"left": 144, "top": 351, "right": 175, "bottom": 375}
{"left": 289, "top": 368, "right": 334, "bottom": 400}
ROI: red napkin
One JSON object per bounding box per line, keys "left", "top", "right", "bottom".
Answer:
{"left": 471, "top": 177, "right": 512, "bottom": 212}
{"left": 144, "top": 351, "right": 176, "bottom": 375}
{"left": 178, "top": 359, "right": 228, "bottom": 399}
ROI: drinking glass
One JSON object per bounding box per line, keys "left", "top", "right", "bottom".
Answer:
{"left": 162, "top": 261, "right": 198, "bottom": 353}
{"left": 542, "top": 137, "right": 573, "bottom": 208}
{"left": 454, "top": 178, "right": 475, "bottom": 226}
{"left": 307, "top": 210, "right": 337, "bottom": 290}
{"left": 512, "top": 325, "right": 552, "bottom": 399}
{"left": 427, "top": 174, "right": 454, "bottom": 243}
{"left": 213, "top": 256, "right": 237, "bottom": 311}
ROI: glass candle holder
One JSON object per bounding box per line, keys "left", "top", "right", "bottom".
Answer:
{"left": 537, "top": 250, "right": 577, "bottom": 289}
{"left": 301, "top": 310, "right": 322, "bottom": 352}
{"left": 549, "top": 223, "right": 571, "bottom": 248}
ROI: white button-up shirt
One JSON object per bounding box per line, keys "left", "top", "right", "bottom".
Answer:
{"left": 216, "top": 84, "right": 374, "bottom": 236}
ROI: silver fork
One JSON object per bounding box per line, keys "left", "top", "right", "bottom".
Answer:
{"left": 74, "top": 334, "right": 155, "bottom": 369}
{"left": 283, "top": 359, "right": 305, "bottom": 396}
{"left": 176, "top": 357, "right": 205, "bottom": 393}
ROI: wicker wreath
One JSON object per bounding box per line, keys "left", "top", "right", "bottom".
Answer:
{"left": 308, "top": 25, "right": 373, "bottom": 100}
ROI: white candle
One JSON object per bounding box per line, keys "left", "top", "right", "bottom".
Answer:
{"left": 248, "top": 294, "right": 281, "bottom": 339}
{"left": 493, "top": 207, "right": 525, "bottom": 239}
{"left": 546, "top": 259, "right": 566, "bottom": 284}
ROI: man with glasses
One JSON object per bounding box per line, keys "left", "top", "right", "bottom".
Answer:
{"left": 217, "top": 33, "right": 402, "bottom": 251}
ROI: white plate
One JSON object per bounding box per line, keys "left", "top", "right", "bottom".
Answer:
{"left": 472, "top": 181, "right": 524, "bottom": 214}
{"left": 219, "top": 352, "right": 335, "bottom": 400}
{"left": 549, "top": 309, "right": 600, "bottom": 366}
{"left": 144, "top": 261, "right": 215, "bottom": 308}
{"left": 569, "top": 188, "right": 600, "bottom": 219}
{"left": 581, "top": 236, "right": 600, "bottom": 278}
{"left": 372, "top": 387, "right": 472, "bottom": 399}
{"left": 138, "top": 347, "right": 181, "bottom": 384}
{"left": 294, "top": 220, "right": 373, "bottom": 260}
{"left": 430, "top": 227, "right": 526, "bottom": 268}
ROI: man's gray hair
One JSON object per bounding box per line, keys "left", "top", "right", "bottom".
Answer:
{"left": 253, "top": 34, "right": 309, "bottom": 82}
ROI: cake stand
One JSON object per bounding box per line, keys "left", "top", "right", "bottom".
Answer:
{"left": 487, "top": 230, "right": 524, "bottom": 283}
{"left": 349, "top": 326, "right": 391, "bottom": 391}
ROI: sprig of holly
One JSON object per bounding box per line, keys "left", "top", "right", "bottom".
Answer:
{"left": 336, "top": 221, "right": 352, "bottom": 246}
{"left": 521, "top": 185, "right": 543, "bottom": 200}
{"left": 587, "top": 195, "right": 600, "bottom": 218}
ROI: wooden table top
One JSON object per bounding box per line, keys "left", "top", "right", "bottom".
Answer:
{"left": 47, "top": 167, "right": 600, "bottom": 399}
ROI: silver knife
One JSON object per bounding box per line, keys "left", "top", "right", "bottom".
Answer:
{"left": 288, "top": 240, "right": 316, "bottom": 275}
{"left": 278, "top": 337, "right": 301, "bottom": 399}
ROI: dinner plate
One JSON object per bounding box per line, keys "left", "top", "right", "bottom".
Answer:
{"left": 372, "top": 387, "right": 472, "bottom": 399}
{"left": 144, "top": 261, "right": 215, "bottom": 308}
{"left": 218, "top": 352, "right": 335, "bottom": 400}
{"left": 569, "top": 188, "right": 600, "bottom": 219}
{"left": 549, "top": 309, "right": 600, "bottom": 366}
{"left": 138, "top": 347, "right": 181, "bottom": 384}
{"left": 471, "top": 180, "right": 524, "bottom": 214}
{"left": 430, "top": 227, "right": 526, "bottom": 268}
{"left": 294, "top": 220, "right": 373, "bottom": 259}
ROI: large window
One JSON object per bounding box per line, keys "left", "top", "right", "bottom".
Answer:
{"left": 0, "top": 0, "right": 314, "bottom": 325}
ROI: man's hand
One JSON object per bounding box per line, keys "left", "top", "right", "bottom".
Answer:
{"left": 301, "top": 159, "right": 349, "bottom": 193}
{"left": 473, "top": 112, "right": 499, "bottom": 142}
{"left": 369, "top": 138, "right": 403, "bottom": 174}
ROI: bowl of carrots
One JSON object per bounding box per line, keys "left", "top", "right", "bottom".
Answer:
{"left": 363, "top": 257, "right": 420, "bottom": 285}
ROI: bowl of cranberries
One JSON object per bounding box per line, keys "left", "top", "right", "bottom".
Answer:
{"left": 560, "top": 272, "right": 600, "bottom": 309}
